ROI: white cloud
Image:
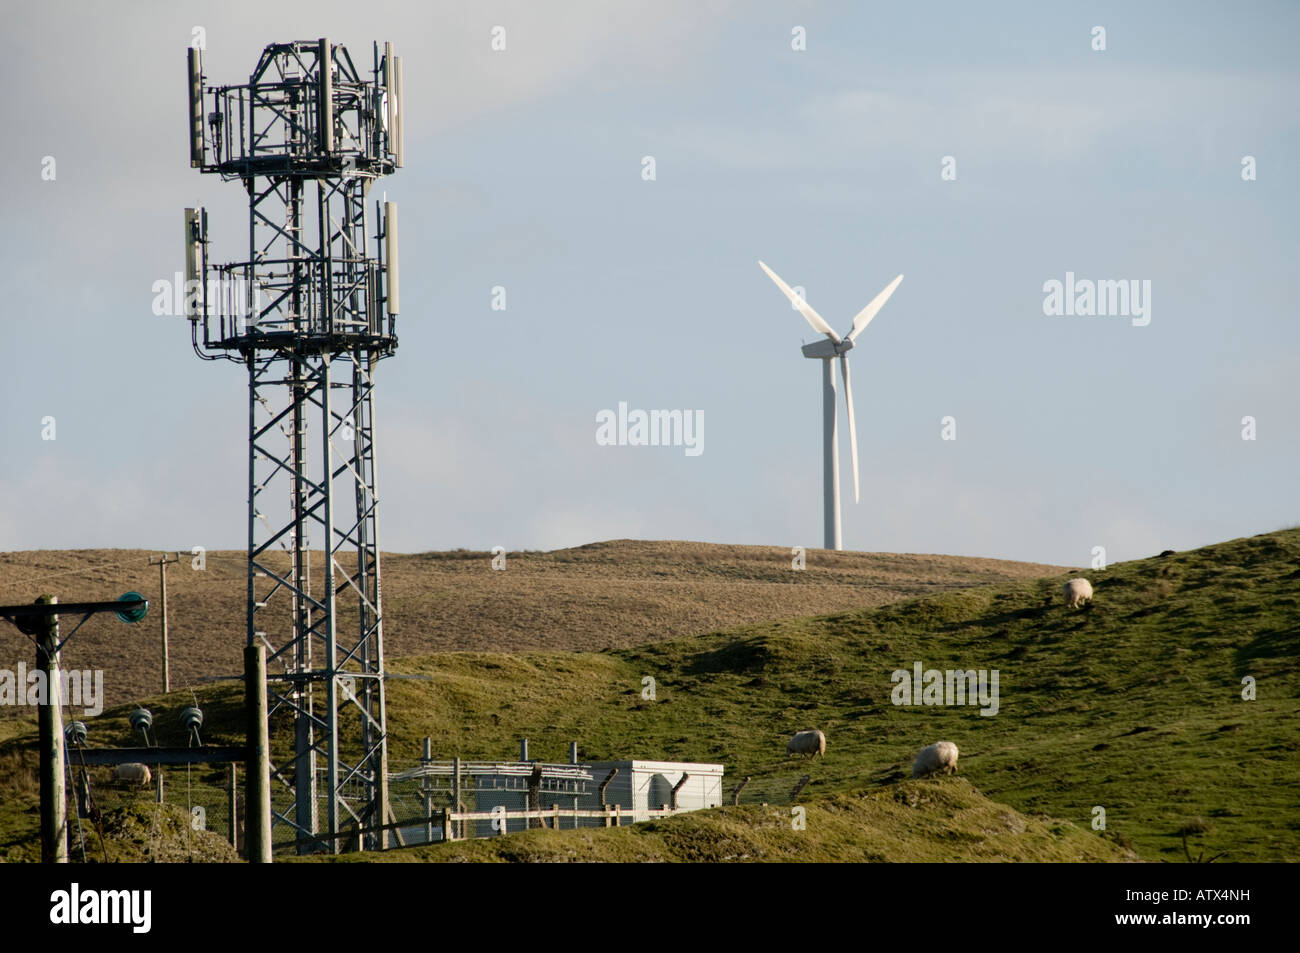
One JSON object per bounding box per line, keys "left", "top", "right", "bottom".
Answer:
{"left": 655, "top": 67, "right": 1298, "bottom": 174}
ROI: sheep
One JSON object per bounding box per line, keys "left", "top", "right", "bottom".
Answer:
{"left": 786, "top": 729, "right": 826, "bottom": 759}
{"left": 1063, "top": 577, "right": 1093, "bottom": 609}
{"left": 912, "top": 741, "right": 959, "bottom": 779}
{"left": 114, "top": 763, "right": 152, "bottom": 787}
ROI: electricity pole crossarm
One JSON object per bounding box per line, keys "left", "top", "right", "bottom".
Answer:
{"left": 0, "top": 595, "right": 149, "bottom": 863}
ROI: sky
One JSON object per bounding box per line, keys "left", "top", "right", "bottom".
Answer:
{"left": 0, "top": 0, "right": 1296, "bottom": 566}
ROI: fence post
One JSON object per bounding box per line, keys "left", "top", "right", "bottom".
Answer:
{"left": 527, "top": 764, "right": 543, "bottom": 829}
{"left": 670, "top": 773, "right": 690, "bottom": 811}
{"left": 453, "top": 756, "right": 462, "bottom": 840}
{"left": 227, "top": 763, "right": 238, "bottom": 848}
{"left": 599, "top": 767, "right": 618, "bottom": 807}
{"left": 422, "top": 737, "right": 434, "bottom": 844}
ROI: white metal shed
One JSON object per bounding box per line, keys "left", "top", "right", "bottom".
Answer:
{"left": 584, "top": 760, "right": 725, "bottom": 822}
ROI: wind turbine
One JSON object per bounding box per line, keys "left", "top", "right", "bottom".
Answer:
{"left": 759, "top": 261, "right": 904, "bottom": 551}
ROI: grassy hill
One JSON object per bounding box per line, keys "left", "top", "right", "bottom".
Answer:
{"left": 0, "top": 529, "right": 1294, "bottom": 862}
{"left": 0, "top": 541, "right": 1062, "bottom": 712}
{"left": 300, "top": 778, "right": 1135, "bottom": 863}
{"left": 367, "top": 528, "right": 1300, "bottom": 862}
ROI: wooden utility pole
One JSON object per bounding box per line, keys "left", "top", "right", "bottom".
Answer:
{"left": 0, "top": 593, "right": 149, "bottom": 866}
{"left": 244, "top": 643, "right": 272, "bottom": 863}
{"left": 35, "top": 594, "right": 68, "bottom": 863}
{"left": 148, "top": 553, "right": 180, "bottom": 693}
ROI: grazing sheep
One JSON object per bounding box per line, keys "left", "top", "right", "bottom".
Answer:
{"left": 786, "top": 729, "right": 826, "bottom": 759}
{"left": 912, "top": 741, "right": 959, "bottom": 779}
{"left": 114, "top": 763, "right": 152, "bottom": 787}
{"left": 1064, "top": 577, "right": 1093, "bottom": 609}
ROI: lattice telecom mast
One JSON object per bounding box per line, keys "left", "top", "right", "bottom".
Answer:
{"left": 184, "top": 39, "right": 403, "bottom": 853}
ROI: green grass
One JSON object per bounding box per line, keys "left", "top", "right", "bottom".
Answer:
{"left": 2, "top": 529, "right": 1296, "bottom": 862}
{"left": 375, "top": 529, "right": 1300, "bottom": 862}
{"left": 75, "top": 803, "right": 241, "bottom": 863}
{"left": 297, "top": 778, "right": 1134, "bottom": 863}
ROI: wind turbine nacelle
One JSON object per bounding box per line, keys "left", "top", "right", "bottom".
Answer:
{"left": 802, "top": 338, "right": 850, "bottom": 359}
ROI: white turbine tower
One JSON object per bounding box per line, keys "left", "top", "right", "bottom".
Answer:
{"left": 759, "top": 261, "right": 904, "bottom": 551}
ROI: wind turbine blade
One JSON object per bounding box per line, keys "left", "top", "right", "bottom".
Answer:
{"left": 840, "top": 353, "right": 860, "bottom": 504}
{"left": 847, "top": 274, "right": 904, "bottom": 342}
{"left": 758, "top": 261, "right": 841, "bottom": 343}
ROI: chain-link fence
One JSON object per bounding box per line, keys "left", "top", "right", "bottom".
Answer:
{"left": 64, "top": 758, "right": 241, "bottom": 862}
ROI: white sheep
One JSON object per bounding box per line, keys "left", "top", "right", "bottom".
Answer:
{"left": 1064, "top": 577, "right": 1093, "bottom": 609}
{"left": 114, "top": 763, "right": 152, "bottom": 787}
{"left": 912, "top": 741, "right": 959, "bottom": 779}
{"left": 786, "top": 729, "right": 826, "bottom": 759}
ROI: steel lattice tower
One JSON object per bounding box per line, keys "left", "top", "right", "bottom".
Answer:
{"left": 184, "top": 38, "right": 403, "bottom": 853}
